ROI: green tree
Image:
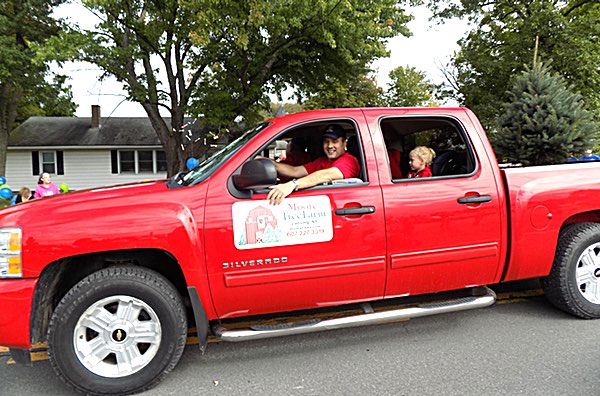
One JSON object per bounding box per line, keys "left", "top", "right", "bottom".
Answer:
{"left": 265, "top": 102, "right": 305, "bottom": 119}
{"left": 56, "top": 0, "right": 414, "bottom": 176}
{"left": 0, "top": 0, "right": 75, "bottom": 175}
{"left": 384, "top": 65, "right": 436, "bottom": 107}
{"left": 18, "top": 74, "right": 77, "bottom": 119}
{"left": 493, "top": 63, "right": 597, "bottom": 166}
{"left": 303, "top": 74, "right": 385, "bottom": 110}
{"left": 429, "top": 1, "right": 600, "bottom": 130}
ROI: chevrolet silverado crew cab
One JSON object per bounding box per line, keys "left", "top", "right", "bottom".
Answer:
{"left": 2, "top": 107, "right": 600, "bottom": 395}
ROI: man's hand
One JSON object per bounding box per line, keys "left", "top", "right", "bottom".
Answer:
{"left": 267, "top": 181, "right": 296, "bottom": 205}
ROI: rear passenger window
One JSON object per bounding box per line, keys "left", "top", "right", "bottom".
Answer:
{"left": 380, "top": 117, "right": 476, "bottom": 180}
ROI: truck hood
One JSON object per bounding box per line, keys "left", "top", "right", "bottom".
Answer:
{"left": 0, "top": 179, "right": 208, "bottom": 279}
{"left": 0, "top": 180, "right": 170, "bottom": 224}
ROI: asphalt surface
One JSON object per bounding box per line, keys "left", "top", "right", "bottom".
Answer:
{"left": 2, "top": 281, "right": 600, "bottom": 395}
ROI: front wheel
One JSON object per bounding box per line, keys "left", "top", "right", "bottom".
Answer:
{"left": 542, "top": 222, "right": 600, "bottom": 318}
{"left": 47, "top": 266, "right": 187, "bottom": 395}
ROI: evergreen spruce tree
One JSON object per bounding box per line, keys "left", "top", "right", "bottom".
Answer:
{"left": 493, "top": 63, "right": 597, "bottom": 166}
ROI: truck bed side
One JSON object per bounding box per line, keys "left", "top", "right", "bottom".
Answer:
{"left": 501, "top": 162, "right": 600, "bottom": 281}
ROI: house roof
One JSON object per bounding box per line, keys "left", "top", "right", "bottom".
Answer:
{"left": 9, "top": 116, "right": 203, "bottom": 147}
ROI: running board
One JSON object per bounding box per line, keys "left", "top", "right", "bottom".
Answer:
{"left": 213, "top": 286, "right": 496, "bottom": 342}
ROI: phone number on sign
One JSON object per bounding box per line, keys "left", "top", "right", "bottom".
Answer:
{"left": 286, "top": 228, "right": 325, "bottom": 237}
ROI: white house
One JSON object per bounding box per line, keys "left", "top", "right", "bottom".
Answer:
{"left": 6, "top": 105, "right": 205, "bottom": 191}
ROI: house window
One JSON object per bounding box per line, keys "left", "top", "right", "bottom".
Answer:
{"left": 112, "top": 150, "right": 167, "bottom": 174}
{"left": 156, "top": 151, "right": 167, "bottom": 172}
{"left": 119, "top": 151, "right": 136, "bottom": 173}
{"left": 138, "top": 150, "right": 153, "bottom": 172}
{"left": 41, "top": 151, "right": 56, "bottom": 174}
{"left": 31, "top": 151, "right": 64, "bottom": 176}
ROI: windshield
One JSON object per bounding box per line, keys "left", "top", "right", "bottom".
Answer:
{"left": 171, "top": 122, "right": 270, "bottom": 187}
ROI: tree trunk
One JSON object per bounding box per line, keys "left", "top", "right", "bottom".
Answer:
{"left": 0, "top": 83, "right": 22, "bottom": 177}
{"left": 140, "top": 105, "right": 181, "bottom": 177}
{"left": 0, "top": 125, "right": 9, "bottom": 179}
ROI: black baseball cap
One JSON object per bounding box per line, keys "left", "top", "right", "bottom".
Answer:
{"left": 322, "top": 124, "right": 346, "bottom": 140}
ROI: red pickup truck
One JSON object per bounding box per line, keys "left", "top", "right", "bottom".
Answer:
{"left": 2, "top": 107, "right": 600, "bottom": 395}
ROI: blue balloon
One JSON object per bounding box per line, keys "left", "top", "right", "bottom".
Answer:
{"left": 186, "top": 157, "right": 199, "bottom": 171}
{"left": 0, "top": 176, "right": 5, "bottom": 185}
{"left": 0, "top": 187, "right": 12, "bottom": 200}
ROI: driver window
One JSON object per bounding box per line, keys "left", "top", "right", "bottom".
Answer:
{"left": 381, "top": 117, "right": 476, "bottom": 181}
{"left": 260, "top": 120, "right": 366, "bottom": 183}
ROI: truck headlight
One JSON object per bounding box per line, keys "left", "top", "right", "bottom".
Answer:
{"left": 0, "top": 228, "right": 22, "bottom": 278}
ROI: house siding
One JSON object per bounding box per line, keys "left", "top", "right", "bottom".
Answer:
{"left": 6, "top": 149, "right": 167, "bottom": 191}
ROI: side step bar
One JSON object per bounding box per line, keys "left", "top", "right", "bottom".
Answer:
{"left": 213, "top": 286, "right": 496, "bottom": 342}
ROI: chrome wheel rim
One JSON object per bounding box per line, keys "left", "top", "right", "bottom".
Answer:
{"left": 73, "top": 295, "right": 162, "bottom": 378}
{"left": 576, "top": 243, "right": 600, "bottom": 304}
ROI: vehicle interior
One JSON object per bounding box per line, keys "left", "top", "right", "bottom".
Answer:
{"left": 258, "top": 119, "right": 367, "bottom": 182}
{"left": 380, "top": 117, "right": 476, "bottom": 180}
{"left": 230, "top": 116, "right": 477, "bottom": 197}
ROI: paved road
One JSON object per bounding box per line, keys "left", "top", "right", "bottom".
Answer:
{"left": 2, "top": 286, "right": 600, "bottom": 395}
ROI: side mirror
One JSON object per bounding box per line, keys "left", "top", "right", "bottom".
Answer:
{"left": 232, "top": 159, "right": 277, "bottom": 190}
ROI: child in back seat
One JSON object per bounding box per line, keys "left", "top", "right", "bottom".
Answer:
{"left": 407, "top": 146, "right": 436, "bottom": 178}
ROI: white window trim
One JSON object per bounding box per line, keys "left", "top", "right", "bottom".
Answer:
{"left": 117, "top": 150, "right": 135, "bottom": 174}
{"left": 40, "top": 151, "right": 57, "bottom": 175}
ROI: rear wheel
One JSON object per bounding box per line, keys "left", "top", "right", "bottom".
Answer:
{"left": 542, "top": 222, "right": 600, "bottom": 318}
{"left": 47, "top": 266, "right": 187, "bottom": 395}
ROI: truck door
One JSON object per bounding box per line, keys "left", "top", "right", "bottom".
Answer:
{"left": 204, "top": 113, "right": 387, "bottom": 319}
{"left": 365, "top": 110, "right": 506, "bottom": 298}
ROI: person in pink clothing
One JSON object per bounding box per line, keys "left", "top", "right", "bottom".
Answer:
{"left": 33, "top": 172, "right": 60, "bottom": 198}
{"left": 407, "top": 146, "right": 436, "bottom": 179}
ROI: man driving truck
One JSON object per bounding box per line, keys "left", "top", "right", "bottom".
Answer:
{"left": 265, "top": 124, "right": 360, "bottom": 205}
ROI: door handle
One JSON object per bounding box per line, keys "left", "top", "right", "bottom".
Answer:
{"left": 335, "top": 206, "right": 376, "bottom": 216}
{"left": 457, "top": 195, "right": 492, "bottom": 204}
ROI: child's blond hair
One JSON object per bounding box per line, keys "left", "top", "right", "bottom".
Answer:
{"left": 19, "top": 186, "right": 31, "bottom": 198}
{"left": 410, "top": 146, "right": 436, "bottom": 166}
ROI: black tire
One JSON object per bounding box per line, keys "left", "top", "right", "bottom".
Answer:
{"left": 541, "top": 222, "right": 600, "bottom": 319}
{"left": 47, "top": 266, "right": 187, "bottom": 395}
